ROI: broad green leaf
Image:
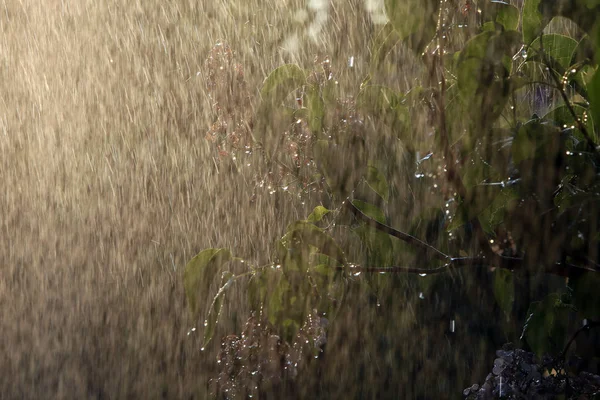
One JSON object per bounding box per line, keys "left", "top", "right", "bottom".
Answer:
{"left": 495, "top": 4, "right": 520, "bottom": 31}
{"left": 203, "top": 272, "right": 235, "bottom": 347}
{"left": 306, "top": 84, "right": 325, "bottom": 135}
{"left": 522, "top": 0, "right": 543, "bottom": 44}
{"left": 512, "top": 119, "right": 559, "bottom": 163}
{"left": 307, "top": 206, "right": 332, "bottom": 223}
{"left": 522, "top": 292, "right": 575, "bottom": 358}
{"left": 260, "top": 64, "right": 306, "bottom": 105}
{"left": 279, "top": 221, "right": 347, "bottom": 266}
{"left": 351, "top": 199, "right": 386, "bottom": 224}
{"left": 493, "top": 268, "right": 515, "bottom": 317}
{"left": 353, "top": 225, "right": 395, "bottom": 267}
{"left": 543, "top": 104, "right": 596, "bottom": 142}
{"left": 350, "top": 200, "right": 394, "bottom": 266}
{"left": 356, "top": 85, "right": 408, "bottom": 133}
{"left": 366, "top": 165, "right": 390, "bottom": 202}
{"left": 184, "top": 248, "right": 232, "bottom": 315}
{"left": 570, "top": 36, "right": 595, "bottom": 66}
{"left": 456, "top": 31, "right": 519, "bottom": 123}
{"left": 589, "top": 68, "right": 600, "bottom": 138}
{"left": 478, "top": 188, "right": 520, "bottom": 233}
{"left": 384, "top": 0, "right": 438, "bottom": 54}
{"left": 530, "top": 34, "right": 578, "bottom": 71}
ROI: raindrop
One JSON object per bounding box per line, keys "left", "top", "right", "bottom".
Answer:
{"left": 419, "top": 273, "right": 427, "bottom": 277}
{"left": 200, "top": 347, "right": 205, "bottom": 351}
{"left": 348, "top": 56, "right": 355, "bottom": 68}
{"left": 415, "top": 173, "right": 425, "bottom": 179}
{"left": 203, "top": 320, "right": 208, "bottom": 327}
{"left": 419, "top": 292, "right": 425, "bottom": 299}
{"left": 521, "top": 49, "right": 527, "bottom": 59}
{"left": 450, "top": 319, "right": 455, "bottom": 333}
{"left": 353, "top": 271, "right": 361, "bottom": 276}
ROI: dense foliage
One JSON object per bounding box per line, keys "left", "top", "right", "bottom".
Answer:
{"left": 186, "top": 0, "right": 600, "bottom": 397}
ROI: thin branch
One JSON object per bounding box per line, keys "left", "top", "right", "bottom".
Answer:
{"left": 538, "top": 32, "right": 598, "bottom": 154}
{"left": 430, "top": 8, "right": 501, "bottom": 264}
{"left": 333, "top": 257, "right": 597, "bottom": 278}
{"left": 558, "top": 319, "right": 600, "bottom": 363}
{"left": 343, "top": 200, "right": 450, "bottom": 261}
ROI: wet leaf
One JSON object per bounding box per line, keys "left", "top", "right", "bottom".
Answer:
{"left": 522, "top": 293, "right": 575, "bottom": 358}
{"left": 530, "top": 34, "right": 578, "bottom": 71}
{"left": 384, "top": 0, "right": 438, "bottom": 54}
{"left": 260, "top": 64, "right": 307, "bottom": 105}
{"left": 306, "top": 84, "right": 325, "bottom": 135}
{"left": 493, "top": 268, "right": 515, "bottom": 317}
{"left": 203, "top": 272, "right": 235, "bottom": 347}
{"left": 279, "top": 221, "right": 347, "bottom": 267}
{"left": 522, "top": 0, "right": 543, "bottom": 44}
{"left": 543, "top": 104, "right": 595, "bottom": 142}
{"left": 184, "top": 248, "right": 232, "bottom": 315}
{"left": 494, "top": 4, "right": 520, "bottom": 31}
{"left": 307, "top": 205, "right": 332, "bottom": 223}
{"left": 511, "top": 119, "right": 558, "bottom": 164}
{"left": 589, "top": 68, "right": 600, "bottom": 139}
{"left": 351, "top": 199, "right": 386, "bottom": 224}
{"left": 366, "top": 165, "right": 389, "bottom": 202}
{"left": 356, "top": 85, "right": 408, "bottom": 137}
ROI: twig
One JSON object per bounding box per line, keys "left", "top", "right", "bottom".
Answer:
{"left": 343, "top": 200, "right": 450, "bottom": 261}
{"left": 538, "top": 31, "right": 598, "bottom": 154}
{"left": 430, "top": 4, "right": 501, "bottom": 264}
{"left": 558, "top": 319, "right": 600, "bottom": 363}
{"left": 344, "top": 198, "right": 598, "bottom": 277}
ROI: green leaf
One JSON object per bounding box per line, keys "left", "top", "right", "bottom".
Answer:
{"left": 356, "top": 85, "right": 408, "bottom": 133}
{"left": 495, "top": 4, "right": 520, "bottom": 31}
{"left": 522, "top": 292, "right": 575, "bottom": 358}
{"left": 203, "top": 272, "right": 235, "bottom": 347}
{"left": 351, "top": 199, "right": 386, "bottom": 224}
{"left": 384, "top": 0, "right": 438, "bottom": 54}
{"left": 184, "top": 248, "right": 232, "bottom": 315}
{"left": 366, "top": 165, "right": 390, "bottom": 202}
{"left": 306, "top": 84, "right": 325, "bottom": 135}
{"left": 493, "top": 268, "right": 515, "bottom": 317}
{"left": 350, "top": 200, "right": 394, "bottom": 266}
{"left": 260, "top": 64, "right": 307, "bottom": 105}
{"left": 522, "top": 0, "right": 544, "bottom": 44}
{"left": 589, "top": 68, "right": 600, "bottom": 138}
{"left": 353, "top": 225, "right": 395, "bottom": 267}
{"left": 279, "top": 221, "right": 347, "bottom": 266}
{"left": 530, "top": 34, "right": 578, "bottom": 71}
{"left": 543, "top": 104, "right": 596, "bottom": 142}
{"left": 512, "top": 119, "right": 559, "bottom": 164}
{"left": 307, "top": 205, "right": 332, "bottom": 223}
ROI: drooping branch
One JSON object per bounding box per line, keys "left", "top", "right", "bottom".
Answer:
{"left": 343, "top": 197, "right": 598, "bottom": 278}
{"left": 343, "top": 200, "right": 450, "bottom": 261}
{"left": 538, "top": 31, "right": 599, "bottom": 155}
